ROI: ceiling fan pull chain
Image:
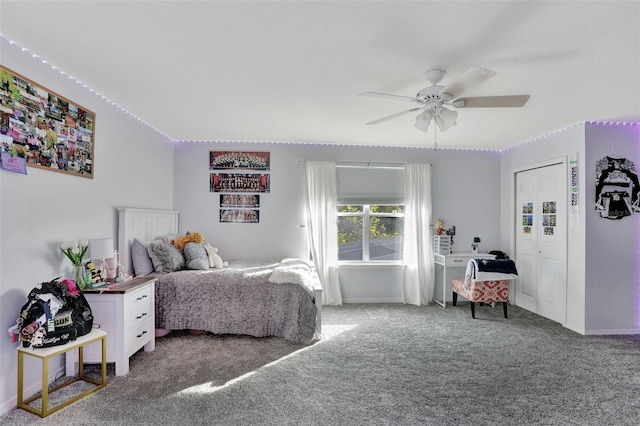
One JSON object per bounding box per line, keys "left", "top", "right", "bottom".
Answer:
{"left": 434, "top": 124, "right": 438, "bottom": 150}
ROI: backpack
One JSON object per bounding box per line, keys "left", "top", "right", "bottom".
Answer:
{"left": 18, "top": 278, "right": 94, "bottom": 348}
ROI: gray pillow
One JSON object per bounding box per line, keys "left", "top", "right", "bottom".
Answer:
{"left": 183, "top": 242, "right": 209, "bottom": 270}
{"left": 148, "top": 241, "right": 185, "bottom": 273}
{"left": 131, "top": 238, "right": 154, "bottom": 276}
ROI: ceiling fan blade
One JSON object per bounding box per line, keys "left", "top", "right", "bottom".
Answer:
{"left": 439, "top": 67, "right": 497, "bottom": 98}
{"left": 358, "top": 92, "right": 418, "bottom": 102}
{"left": 365, "top": 107, "right": 421, "bottom": 125}
{"left": 454, "top": 95, "right": 530, "bottom": 108}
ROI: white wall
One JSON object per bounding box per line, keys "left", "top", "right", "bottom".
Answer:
{"left": 173, "top": 141, "right": 503, "bottom": 302}
{"left": 0, "top": 39, "right": 175, "bottom": 415}
{"left": 584, "top": 123, "right": 640, "bottom": 334}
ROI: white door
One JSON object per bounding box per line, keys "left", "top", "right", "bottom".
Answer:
{"left": 515, "top": 163, "right": 567, "bottom": 324}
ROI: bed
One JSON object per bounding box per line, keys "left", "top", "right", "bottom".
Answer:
{"left": 116, "top": 208, "right": 322, "bottom": 345}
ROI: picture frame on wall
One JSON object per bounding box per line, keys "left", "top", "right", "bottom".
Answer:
{"left": 220, "top": 194, "right": 260, "bottom": 208}
{"left": 210, "top": 172, "right": 270, "bottom": 193}
{"left": 0, "top": 66, "right": 96, "bottom": 179}
{"left": 220, "top": 208, "right": 260, "bottom": 223}
{"left": 209, "top": 150, "right": 270, "bottom": 171}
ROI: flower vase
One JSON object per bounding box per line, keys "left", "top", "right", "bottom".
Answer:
{"left": 74, "top": 264, "right": 87, "bottom": 290}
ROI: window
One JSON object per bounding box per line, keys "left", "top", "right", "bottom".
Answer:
{"left": 336, "top": 164, "right": 405, "bottom": 262}
{"left": 338, "top": 204, "right": 404, "bottom": 261}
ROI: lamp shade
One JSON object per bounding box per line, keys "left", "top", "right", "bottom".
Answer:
{"left": 435, "top": 107, "right": 458, "bottom": 131}
{"left": 89, "top": 238, "right": 114, "bottom": 260}
{"left": 414, "top": 109, "right": 433, "bottom": 132}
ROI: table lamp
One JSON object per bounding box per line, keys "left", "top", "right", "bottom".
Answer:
{"left": 89, "top": 238, "right": 114, "bottom": 283}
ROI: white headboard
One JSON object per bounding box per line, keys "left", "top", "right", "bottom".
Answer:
{"left": 117, "top": 208, "right": 180, "bottom": 275}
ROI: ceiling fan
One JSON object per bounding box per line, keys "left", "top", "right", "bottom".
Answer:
{"left": 359, "top": 67, "right": 530, "bottom": 132}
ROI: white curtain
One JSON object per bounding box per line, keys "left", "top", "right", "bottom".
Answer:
{"left": 402, "top": 163, "right": 434, "bottom": 305}
{"left": 305, "top": 161, "right": 342, "bottom": 305}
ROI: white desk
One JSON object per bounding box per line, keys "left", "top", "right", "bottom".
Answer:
{"left": 433, "top": 252, "right": 495, "bottom": 308}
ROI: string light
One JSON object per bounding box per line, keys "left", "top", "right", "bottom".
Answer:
{"left": 3, "top": 33, "right": 638, "bottom": 151}
{"left": 0, "top": 33, "right": 173, "bottom": 141}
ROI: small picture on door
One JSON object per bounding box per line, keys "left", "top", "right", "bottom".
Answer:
{"left": 541, "top": 200, "right": 557, "bottom": 241}
{"left": 521, "top": 202, "right": 534, "bottom": 239}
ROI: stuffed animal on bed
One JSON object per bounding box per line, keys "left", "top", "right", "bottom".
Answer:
{"left": 204, "top": 243, "right": 228, "bottom": 268}
{"left": 171, "top": 232, "right": 205, "bottom": 251}
{"left": 183, "top": 242, "right": 209, "bottom": 270}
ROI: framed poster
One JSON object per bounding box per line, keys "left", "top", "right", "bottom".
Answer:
{"left": 0, "top": 66, "right": 95, "bottom": 178}
{"left": 209, "top": 151, "right": 270, "bottom": 171}
{"left": 210, "top": 173, "right": 270, "bottom": 193}
{"left": 220, "top": 209, "right": 260, "bottom": 223}
{"left": 220, "top": 194, "right": 260, "bottom": 208}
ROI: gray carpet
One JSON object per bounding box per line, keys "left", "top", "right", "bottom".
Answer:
{"left": 2, "top": 303, "right": 639, "bottom": 425}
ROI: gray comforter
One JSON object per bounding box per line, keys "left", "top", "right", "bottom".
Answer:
{"left": 153, "top": 259, "right": 318, "bottom": 344}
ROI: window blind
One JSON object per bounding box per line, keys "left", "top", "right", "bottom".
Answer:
{"left": 336, "top": 165, "right": 405, "bottom": 205}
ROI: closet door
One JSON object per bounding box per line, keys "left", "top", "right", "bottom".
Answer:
{"left": 515, "top": 163, "right": 567, "bottom": 324}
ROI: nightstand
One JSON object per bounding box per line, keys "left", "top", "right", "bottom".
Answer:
{"left": 65, "top": 276, "right": 157, "bottom": 376}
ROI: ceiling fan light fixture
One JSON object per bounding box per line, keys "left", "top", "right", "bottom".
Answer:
{"left": 414, "top": 110, "right": 433, "bottom": 132}
{"left": 435, "top": 107, "right": 458, "bottom": 131}
{"left": 424, "top": 69, "right": 446, "bottom": 85}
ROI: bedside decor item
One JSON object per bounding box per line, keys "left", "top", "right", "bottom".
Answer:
{"left": 0, "top": 66, "right": 96, "bottom": 179}
{"left": 60, "top": 240, "right": 89, "bottom": 289}
{"left": 89, "top": 237, "right": 114, "bottom": 283}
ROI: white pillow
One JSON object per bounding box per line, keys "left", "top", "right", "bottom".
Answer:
{"left": 131, "top": 238, "right": 154, "bottom": 276}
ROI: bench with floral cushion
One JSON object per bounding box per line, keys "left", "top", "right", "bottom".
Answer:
{"left": 451, "top": 278, "right": 511, "bottom": 319}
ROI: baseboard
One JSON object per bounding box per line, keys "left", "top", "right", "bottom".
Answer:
{"left": 0, "top": 365, "right": 65, "bottom": 416}
{"left": 342, "top": 297, "right": 404, "bottom": 304}
{"left": 584, "top": 328, "right": 640, "bottom": 335}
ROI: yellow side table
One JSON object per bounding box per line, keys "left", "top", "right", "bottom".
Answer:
{"left": 17, "top": 328, "right": 107, "bottom": 417}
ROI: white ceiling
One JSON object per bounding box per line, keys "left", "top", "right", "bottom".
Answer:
{"left": 1, "top": 1, "right": 639, "bottom": 150}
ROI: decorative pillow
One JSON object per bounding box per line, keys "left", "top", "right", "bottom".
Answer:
{"left": 131, "top": 238, "right": 155, "bottom": 276}
{"left": 183, "top": 242, "right": 209, "bottom": 270}
{"left": 147, "top": 241, "right": 185, "bottom": 273}
{"left": 159, "top": 233, "right": 180, "bottom": 245}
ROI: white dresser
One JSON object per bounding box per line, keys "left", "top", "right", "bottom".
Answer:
{"left": 66, "top": 276, "right": 157, "bottom": 376}
{"left": 433, "top": 253, "right": 495, "bottom": 308}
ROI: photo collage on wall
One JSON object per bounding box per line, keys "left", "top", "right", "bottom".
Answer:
{"left": 0, "top": 66, "right": 95, "bottom": 178}
{"left": 209, "top": 151, "right": 270, "bottom": 223}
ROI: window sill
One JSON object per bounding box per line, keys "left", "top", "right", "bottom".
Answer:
{"left": 338, "top": 262, "right": 404, "bottom": 268}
